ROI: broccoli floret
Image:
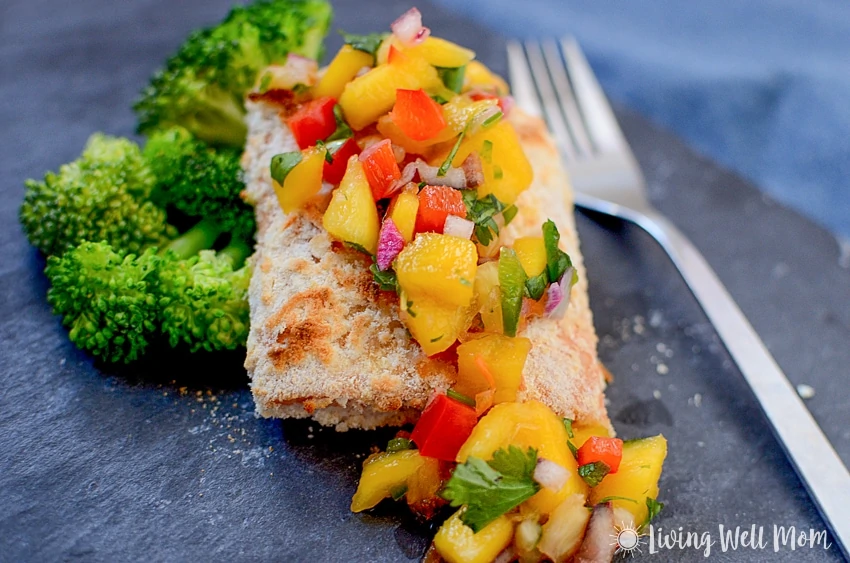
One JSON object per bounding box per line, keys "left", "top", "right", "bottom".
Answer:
{"left": 133, "top": 0, "right": 332, "bottom": 147}
{"left": 158, "top": 238, "right": 252, "bottom": 353}
{"left": 20, "top": 134, "right": 172, "bottom": 257}
{"left": 46, "top": 242, "right": 160, "bottom": 363}
{"left": 144, "top": 126, "right": 255, "bottom": 242}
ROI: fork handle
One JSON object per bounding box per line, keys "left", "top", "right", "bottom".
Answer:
{"left": 633, "top": 207, "right": 850, "bottom": 557}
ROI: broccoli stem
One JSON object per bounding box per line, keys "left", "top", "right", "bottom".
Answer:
{"left": 163, "top": 218, "right": 222, "bottom": 259}
{"left": 218, "top": 238, "right": 252, "bottom": 269}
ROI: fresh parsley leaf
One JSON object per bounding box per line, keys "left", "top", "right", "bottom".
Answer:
{"left": 542, "top": 219, "right": 574, "bottom": 284}
{"left": 387, "top": 437, "right": 414, "bottom": 453}
{"left": 270, "top": 151, "right": 303, "bottom": 185}
{"left": 437, "top": 65, "right": 467, "bottom": 94}
{"left": 446, "top": 388, "right": 475, "bottom": 407}
{"left": 562, "top": 418, "right": 575, "bottom": 439}
{"left": 525, "top": 273, "right": 548, "bottom": 301}
{"left": 326, "top": 104, "right": 353, "bottom": 142}
{"left": 442, "top": 446, "right": 540, "bottom": 532}
{"left": 642, "top": 498, "right": 664, "bottom": 530}
{"left": 339, "top": 31, "right": 387, "bottom": 58}
{"left": 369, "top": 263, "right": 399, "bottom": 293}
{"left": 578, "top": 460, "right": 611, "bottom": 487}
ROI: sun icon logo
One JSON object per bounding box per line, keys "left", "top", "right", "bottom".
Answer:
{"left": 612, "top": 521, "right": 643, "bottom": 556}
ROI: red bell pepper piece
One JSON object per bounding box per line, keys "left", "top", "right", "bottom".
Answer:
{"left": 286, "top": 97, "right": 338, "bottom": 150}
{"left": 410, "top": 393, "right": 478, "bottom": 461}
{"left": 577, "top": 436, "right": 624, "bottom": 474}
{"left": 388, "top": 44, "right": 406, "bottom": 65}
{"left": 414, "top": 185, "right": 467, "bottom": 234}
{"left": 359, "top": 139, "right": 401, "bottom": 200}
{"left": 391, "top": 89, "right": 447, "bottom": 141}
{"left": 322, "top": 137, "right": 360, "bottom": 184}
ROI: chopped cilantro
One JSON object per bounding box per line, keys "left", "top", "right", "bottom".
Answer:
{"left": 326, "top": 104, "right": 353, "bottom": 142}
{"left": 339, "top": 31, "right": 387, "bottom": 59}
{"left": 562, "top": 418, "right": 575, "bottom": 439}
{"left": 542, "top": 219, "right": 574, "bottom": 284}
{"left": 447, "top": 388, "right": 475, "bottom": 407}
{"left": 567, "top": 440, "right": 578, "bottom": 459}
{"left": 369, "top": 263, "right": 399, "bottom": 293}
{"left": 405, "top": 299, "right": 416, "bottom": 318}
{"left": 387, "top": 437, "right": 414, "bottom": 453}
{"left": 463, "top": 190, "right": 511, "bottom": 246}
{"left": 578, "top": 461, "right": 611, "bottom": 487}
{"left": 390, "top": 483, "right": 408, "bottom": 501}
{"left": 270, "top": 151, "right": 302, "bottom": 185}
{"left": 317, "top": 138, "right": 348, "bottom": 164}
{"left": 345, "top": 241, "right": 370, "bottom": 255}
{"left": 502, "top": 204, "right": 518, "bottom": 226}
{"left": 642, "top": 498, "right": 664, "bottom": 530}
{"left": 430, "top": 335, "right": 444, "bottom": 343}
{"left": 596, "top": 496, "right": 638, "bottom": 505}
{"left": 430, "top": 93, "right": 451, "bottom": 105}
{"left": 480, "top": 140, "right": 493, "bottom": 163}
{"left": 493, "top": 165, "right": 503, "bottom": 180}
{"left": 525, "top": 273, "right": 547, "bottom": 301}
{"left": 442, "top": 446, "right": 540, "bottom": 532}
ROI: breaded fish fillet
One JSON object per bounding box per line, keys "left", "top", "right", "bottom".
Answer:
{"left": 242, "top": 100, "right": 609, "bottom": 431}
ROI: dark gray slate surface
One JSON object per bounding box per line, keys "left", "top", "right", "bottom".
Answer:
{"left": 1, "top": 1, "right": 849, "bottom": 562}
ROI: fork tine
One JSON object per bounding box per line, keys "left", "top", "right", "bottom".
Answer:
{"left": 506, "top": 40, "right": 542, "bottom": 119}
{"left": 523, "top": 40, "right": 577, "bottom": 160}
{"left": 560, "top": 37, "right": 629, "bottom": 154}
{"left": 540, "top": 39, "right": 594, "bottom": 158}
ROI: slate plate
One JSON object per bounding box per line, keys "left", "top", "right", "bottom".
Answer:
{"left": 2, "top": 0, "right": 849, "bottom": 561}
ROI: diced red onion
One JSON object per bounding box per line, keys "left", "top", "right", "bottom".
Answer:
{"left": 376, "top": 219, "right": 405, "bottom": 270}
{"left": 533, "top": 458, "right": 570, "bottom": 492}
{"left": 391, "top": 143, "right": 406, "bottom": 163}
{"left": 498, "top": 95, "right": 515, "bottom": 116}
{"left": 416, "top": 159, "right": 466, "bottom": 189}
{"left": 391, "top": 8, "right": 431, "bottom": 46}
{"left": 545, "top": 267, "right": 575, "bottom": 319}
{"left": 389, "top": 161, "right": 418, "bottom": 193}
{"left": 574, "top": 503, "right": 617, "bottom": 563}
{"left": 493, "top": 547, "right": 516, "bottom": 563}
{"left": 444, "top": 215, "right": 475, "bottom": 240}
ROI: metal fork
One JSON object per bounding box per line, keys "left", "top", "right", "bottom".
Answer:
{"left": 508, "top": 37, "right": 850, "bottom": 557}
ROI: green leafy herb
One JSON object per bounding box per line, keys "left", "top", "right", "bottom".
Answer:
{"left": 442, "top": 446, "right": 540, "bottom": 532}
{"left": 340, "top": 31, "right": 387, "bottom": 59}
{"left": 463, "top": 191, "right": 511, "bottom": 246}
{"left": 258, "top": 72, "right": 272, "bottom": 93}
{"left": 642, "top": 498, "right": 664, "bottom": 530}
{"left": 317, "top": 138, "right": 349, "bottom": 164}
{"left": 493, "top": 165, "right": 504, "bottom": 180}
{"left": 437, "top": 65, "right": 467, "bottom": 94}
{"left": 387, "top": 437, "right": 414, "bottom": 453}
{"left": 326, "top": 104, "right": 353, "bottom": 142}
{"left": 578, "top": 461, "right": 611, "bottom": 487}
{"left": 562, "top": 418, "right": 575, "bottom": 439}
{"left": 525, "top": 273, "right": 548, "bottom": 301}
{"left": 438, "top": 130, "right": 466, "bottom": 177}
{"left": 502, "top": 204, "right": 518, "bottom": 226}
{"left": 480, "top": 140, "right": 493, "bottom": 163}
{"left": 596, "top": 496, "right": 638, "bottom": 505}
{"left": 292, "top": 82, "right": 311, "bottom": 96}
{"left": 369, "top": 263, "right": 399, "bottom": 293}
{"left": 270, "top": 151, "right": 303, "bottom": 185}
{"left": 430, "top": 335, "right": 444, "bottom": 343}
{"left": 567, "top": 441, "right": 578, "bottom": 459}
{"left": 390, "top": 483, "right": 409, "bottom": 501}
{"left": 345, "top": 241, "right": 371, "bottom": 255}
{"left": 447, "top": 388, "right": 475, "bottom": 407}
{"left": 499, "top": 247, "right": 527, "bottom": 337}
{"left": 542, "top": 219, "right": 574, "bottom": 284}
{"left": 405, "top": 299, "right": 416, "bottom": 318}
{"left": 430, "top": 93, "right": 451, "bottom": 105}
{"left": 482, "top": 111, "right": 504, "bottom": 128}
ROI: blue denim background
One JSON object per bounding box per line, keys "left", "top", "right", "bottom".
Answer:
{"left": 432, "top": 0, "right": 850, "bottom": 239}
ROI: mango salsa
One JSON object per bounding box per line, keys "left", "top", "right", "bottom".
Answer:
{"left": 323, "top": 157, "right": 380, "bottom": 254}
{"left": 405, "top": 37, "right": 476, "bottom": 68}
{"left": 457, "top": 401, "right": 587, "bottom": 515}
{"left": 590, "top": 435, "right": 667, "bottom": 524}
{"left": 395, "top": 233, "right": 478, "bottom": 308}
{"left": 570, "top": 423, "right": 610, "bottom": 450}
{"left": 463, "top": 61, "right": 509, "bottom": 95}
{"left": 434, "top": 510, "right": 514, "bottom": 563}
{"left": 351, "top": 449, "right": 424, "bottom": 512}
{"left": 272, "top": 146, "right": 325, "bottom": 214}
{"left": 313, "top": 45, "right": 373, "bottom": 100}
{"left": 513, "top": 237, "right": 547, "bottom": 277}
{"left": 473, "top": 261, "right": 502, "bottom": 333}
{"left": 400, "top": 292, "right": 465, "bottom": 356}
{"left": 454, "top": 334, "right": 531, "bottom": 403}
{"left": 387, "top": 190, "right": 420, "bottom": 243}
{"left": 339, "top": 53, "right": 441, "bottom": 130}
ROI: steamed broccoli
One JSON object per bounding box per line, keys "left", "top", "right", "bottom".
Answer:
{"left": 133, "top": 0, "right": 332, "bottom": 147}
{"left": 19, "top": 134, "right": 172, "bottom": 257}
{"left": 144, "top": 126, "right": 255, "bottom": 241}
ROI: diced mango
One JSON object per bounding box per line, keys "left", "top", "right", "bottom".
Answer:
{"left": 387, "top": 189, "right": 420, "bottom": 243}
{"left": 314, "top": 45, "right": 374, "bottom": 100}
{"left": 513, "top": 237, "right": 547, "bottom": 277}
{"left": 406, "top": 455, "right": 443, "bottom": 506}
{"left": 455, "top": 334, "right": 531, "bottom": 403}
{"left": 323, "top": 156, "right": 380, "bottom": 254}
{"left": 399, "top": 292, "right": 465, "bottom": 356}
{"left": 590, "top": 435, "right": 667, "bottom": 525}
{"left": 350, "top": 449, "right": 424, "bottom": 512}
{"left": 395, "top": 233, "right": 478, "bottom": 308}
{"left": 429, "top": 120, "right": 533, "bottom": 205}
{"left": 458, "top": 401, "right": 587, "bottom": 515}
{"left": 273, "top": 146, "right": 324, "bottom": 213}
{"left": 474, "top": 261, "right": 503, "bottom": 333}
{"left": 434, "top": 510, "right": 514, "bottom": 563}
{"left": 339, "top": 54, "right": 441, "bottom": 130}
{"left": 463, "top": 61, "right": 509, "bottom": 95}
{"left": 405, "top": 37, "right": 476, "bottom": 68}
{"left": 570, "top": 423, "right": 611, "bottom": 450}
{"left": 375, "top": 35, "right": 403, "bottom": 66}
{"left": 538, "top": 494, "right": 591, "bottom": 562}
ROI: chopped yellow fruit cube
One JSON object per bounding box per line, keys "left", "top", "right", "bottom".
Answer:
{"left": 273, "top": 146, "right": 324, "bottom": 214}
{"left": 463, "top": 61, "right": 509, "bottom": 95}
{"left": 458, "top": 401, "right": 586, "bottom": 515}
{"left": 590, "top": 435, "right": 667, "bottom": 525}
{"left": 406, "top": 455, "right": 442, "bottom": 506}
{"left": 513, "top": 236, "right": 547, "bottom": 277}
{"left": 313, "top": 45, "right": 374, "bottom": 100}
{"left": 395, "top": 233, "right": 478, "bottom": 308}
{"left": 323, "top": 157, "right": 380, "bottom": 254}
{"left": 569, "top": 423, "right": 610, "bottom": 449}
{"left": 538, "top": 494, "right": 590, "bottom": 562}
{"left": 339, "top": 54, "right": 441, "bottom": 130}
{"left": 473, "top": 261, "right": 503, "bottom": 333}
{"left": 387, "top": 190, "right": 420, "bottom": 243}
{"left": 400, "top": 292, "right": 465, "bottom": 356}
{"left": 454, "top": 334, "right": 531, "bottom": 403}
{"left": 405, "top": 37, "right": 476, "bottom": 68}
{"left": 434, "top": 510, "right": 514, "bottom": 563}
{"left": 350, "top": 449, "right": 424, "bottom": 512}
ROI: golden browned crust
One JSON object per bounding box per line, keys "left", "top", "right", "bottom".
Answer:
{"left": 243, "top": 101, "right": 610, "bottom": 431}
